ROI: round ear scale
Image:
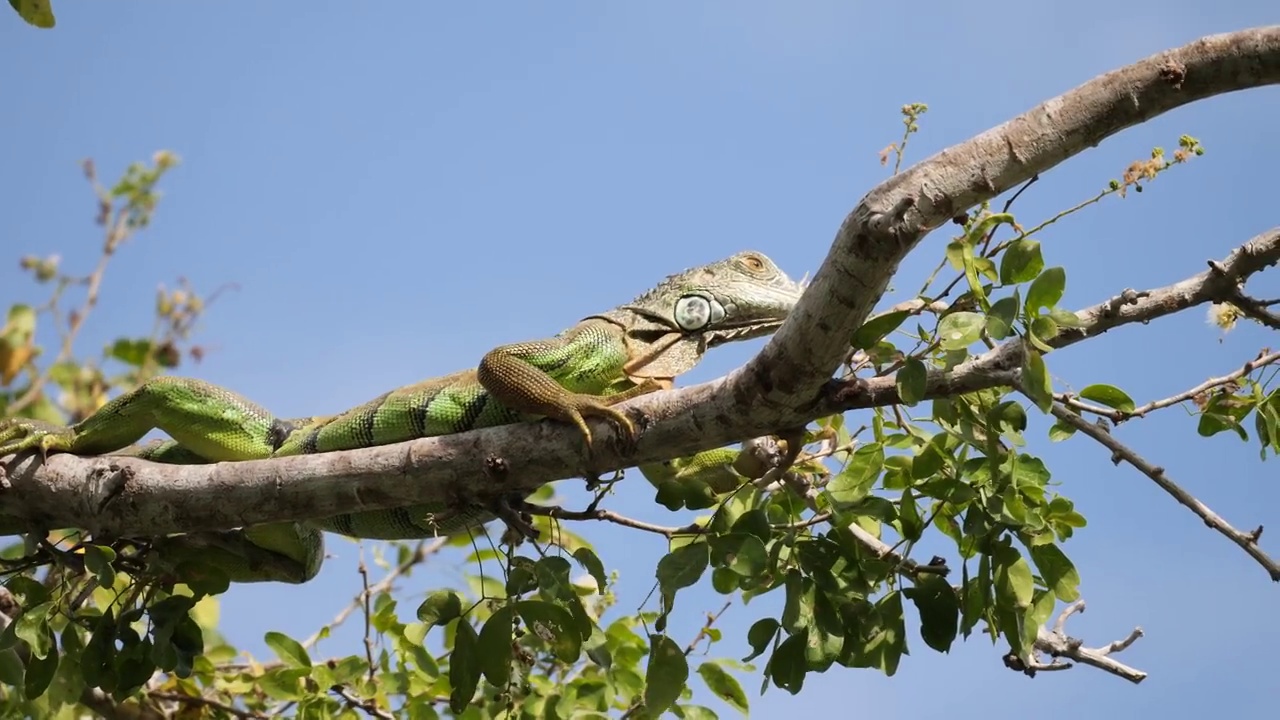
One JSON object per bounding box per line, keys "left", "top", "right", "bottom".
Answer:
{"left": 673, "top": 294, "right": 725, "bottom": 331}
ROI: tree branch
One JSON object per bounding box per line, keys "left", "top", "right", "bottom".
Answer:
{"left": 1015, "top": 600, "right": 1148, "bottom": 683}
{"left": 2, "top": 31, "right": 1280, "bottom": 543}
{"left": 2, "top": 228, "right": 1278, "bottom": 539}
{"left": 1059, "top": 349, "right": 1280, "bottom": 423}
{"left": 1044, "top": 403, "right": 1280, "bottom": 581}
{"left": 742, "top": 25, "right": 1280, "bottom": 413}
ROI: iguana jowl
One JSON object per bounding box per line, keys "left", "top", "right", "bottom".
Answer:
{"left": 0, "top": 251, "right": 804, "bottom": 583}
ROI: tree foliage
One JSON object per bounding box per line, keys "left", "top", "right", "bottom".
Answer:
{"left": 2, "top": 27, "right": 1280, "bottom": 720}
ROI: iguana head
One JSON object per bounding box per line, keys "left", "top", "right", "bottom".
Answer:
{"left": 593, "top": 250, "right": 806, "bottom": 381}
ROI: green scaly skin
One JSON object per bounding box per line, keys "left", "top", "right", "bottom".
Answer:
{"left": 0, "top": 251, "right": 804, "bottom": 584}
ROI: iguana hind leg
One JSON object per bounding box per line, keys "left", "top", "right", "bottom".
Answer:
{"left": 0, "top": 376, "right": 278, "bottom": 461}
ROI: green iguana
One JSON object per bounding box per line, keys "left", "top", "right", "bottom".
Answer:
{"left": 0, "top": 251, "right": 804, "bottom": 584}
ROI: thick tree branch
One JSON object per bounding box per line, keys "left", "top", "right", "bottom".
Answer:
{"left": 1, "top": 228, "right": 1277, "bottom": 538}
{"left": 2, "top": 32, "right": 1280, "bottom": 541}
{"left": 741, "top": 25, "right": 1280, "bottom": 412}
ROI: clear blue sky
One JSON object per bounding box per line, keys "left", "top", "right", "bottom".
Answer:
{"left": 4, "top": 2, "right": 1279, "bottom": 716}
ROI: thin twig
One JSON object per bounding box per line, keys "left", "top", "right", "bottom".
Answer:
{"left": 1043, "top": 401, "right": 1280, "bottom": 581}
{"left": 330, "top": 685, "right": 395, "bottom": 720}
{"left": 1058, "top": 350, "right": 1280, "bottom": 423}
{"left": 684, "top": 601, "right": 732, "bottom": 656}
{"left": 1024, "top": 600, "right": 1147, "bottom": 683}
{"left": 8, "top": 193, "right": 129, "bottom": 415}
{"left": 301, "top": 538, "right": 445, "bottom": 650}
{"left": 1227, "top": 289, "right": 1280, "bottom": 330}
{"left": 358, "top": 552, "right": 376, "bottom": 682}
{"left": 147, "top": 691, "right": 267, "bottom": 719}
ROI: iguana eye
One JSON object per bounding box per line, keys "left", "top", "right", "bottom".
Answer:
{"left": 674, "top": 295, "right": 724, "bottom": 331}
{"left": 740, "top": 253, "right": 766, "bottom": 272}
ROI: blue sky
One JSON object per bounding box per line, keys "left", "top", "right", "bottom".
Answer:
{"left": 3, "top": 2, "right": 1279, "bottom": 716}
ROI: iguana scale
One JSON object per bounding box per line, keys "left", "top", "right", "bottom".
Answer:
{"left": 0, "top": 251, "right": 804, "bottom": 583}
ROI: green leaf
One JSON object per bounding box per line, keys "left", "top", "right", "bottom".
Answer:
{"left": 911, "top": 433, "right": 948, "bottom": 480}
{"left": 1079, "top": 384, "right": 1136, "bottom": 413}
{"left": 1025, "top": 267, "right": 1066, "bottom": 313}
{"left": 1028, "top": 543, "right": 1081, "bottom": 602}
{"left": 988, "top": 401, "right": 1028, "bottom": 435}
{"left": 1047, "top": 420, "right": 1076, "bottom": 442}
{"left": 742, "top": 618, "right": 778, "bottom": 662}
{"left": 0, "top": 648, "right": 22, "bottom": 686}
{"left": 945, "top": 240, "right": 967, "bottom": 271}
{"left": 897, "top": 358, "right": 927, "bottom": 406}
{"left": 827, "top": 443, "right": 883, "bottom": 506}
{"left": 898, "top": 489, "right": 923, "bottom": 542}
{"left": 768, "top": 629, "right": 808, "bottom": 694}
{"left": 83, "top": 544, "right": 117, "bottom": 589}
{"left": 264, "top": 631, "right": 311, "bottom": 669}
{"left": 573, "top": 547, "right": 608, "bottom": 592}
{"left": 1029, "top": 315, "right": 1059, "bottom": 344}
{"left": 1021, "top": 347, "right": 1053, "bottom": 413}
{"left": 708, "top": 533, "right": 768, "bottom": 577}
{"left": 729, "top": 509, "right": 772, "bottom": 544}
{"left": 15, "top": 602, "right": 52, "bottom": 658}
{"left": 999, "top": 239, "right": 1044, "bottom": 285}
{"left": 1198, "top": 412, "right": 1246, "bottom": 438}
{"left": 993, "top": 545, "right": 1034, "bottom": 609}
{"left": 448, "top": 621, "right": 481, "bottom": 713}
{"left": 852, "top": 310, "right": 910, "bottom": 350}
{"left": 23, "top": 629, "right": 57, "bottom": 698}
{"left": 4, "top": 304, "right": 36, "bottom": 335}
{"left": 1048, "top": 306, "right": 1085, "bottom": 328}
{"left": 698, "top": 661, "right": 748, "bottom": 715}
{"left": 1022, "top": 590, "right": 1057, "bottom": 650}
{"left": 644, "top": 634, "right": 689, "bottom": 715}
{"left": 416, "top": 590, "right": 462, "bottom": 627}
{"left": 960, "top": 251, "right": 990, "bottom": 311}
{"left": 80, "top": 615, "right": 115, "bottom": 688}
{"left": 106, "top": 338, "right": 153, "bottom": 368}
{"left": 506, "top": 556, "right": 539, "bottom": 596}
{"left": 1196, "top": 394, "right": 1254, "bottom": 440}
{"left": 258, "top": 667, "right": 306, "bottom": 700}
{"left": 4, "top": 576, "right": 50, "bottom": 609}
{"left": 534, "top": 556, "right": 576, "bottom": 603}
{"left": 960, "top": 560, "right": 990, "bottom": 637}
{"left": 657, "top": 542, "right": 709, "bottom": 594}
{"left": 476, "top": 605, "right": 514, "bottom": 688}
{"left": 907, "top": 575, "right": 959, "bottom": 653}
{"left": 8, "top": 0, "right": 54, "bottom": 29}
{"left": 850, "top": 592, "right": 906, "bottom": 676}
{"left": 327, "top": 656, "right": 368, "bottom": 686}
{"left": 986, "top": 295, "right": 1019, "bottom": 340}
{"left": 780, "top": 570, "right": 810, "bottom": 634}
{"left": 937, "top": 312, "right": 984, "bottom": 350}
{"left": 516, "top": 600, "right": 582, "bottom": 663}
{"left": 675, "top": 706, "right": 717, "bottom": 720}
{"left": 807, "top": 589, "right": 844, "bottom": 667}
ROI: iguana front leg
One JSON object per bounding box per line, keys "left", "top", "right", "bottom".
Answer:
{"left": 476, "top": 322, "right": 664, "bottom": 452}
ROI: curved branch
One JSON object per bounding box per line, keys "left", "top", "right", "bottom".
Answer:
{"left": 742, "top": 26, "right": 1280, "bottom": 412}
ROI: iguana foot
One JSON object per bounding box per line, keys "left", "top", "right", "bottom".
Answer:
{"left": 557, "top": 395, "right": 640, "bottom": 455}
{"left": 0, "top": 419, "right": 76, "bottom": 459}
{"left": 561, "top": 378, "right": 663, "bottom": 454}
